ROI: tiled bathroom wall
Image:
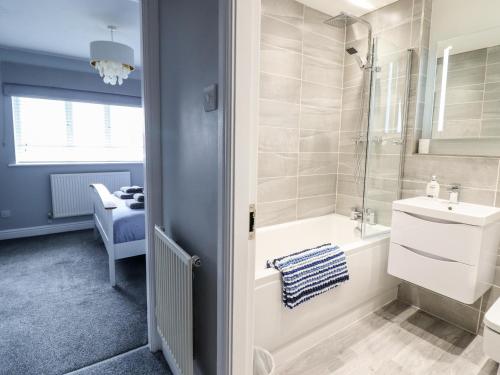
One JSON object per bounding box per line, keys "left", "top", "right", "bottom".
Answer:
{"left": 432, "top": 46, "right": 500, "bottom": 138}
{"left": 257, "top": 0, "right": 345, "bottom": 226}
{"left": 256, "top": 0, "right": 500, "bottom": 337}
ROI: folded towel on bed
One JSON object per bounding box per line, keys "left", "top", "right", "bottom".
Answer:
{"left": 114, "top": 191, "right": 134, "bottom": 199}
{"left": 120, "top": 186, "right": 143, "bottom": 194}
{"left": 126, "top": 200, "right": 145, "bottom": 209}
{"left": 133, "top": 193, "right": 144, "bottom": 202}
{"left": 267, "top": 243, "right": 349, "bottom": 309}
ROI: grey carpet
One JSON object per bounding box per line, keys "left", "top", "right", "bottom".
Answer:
{"left": 68, "top": 347, "right": 171, "bottom": 375}
{"left": 0, "top": 230, "right": 148, "bottom": 375}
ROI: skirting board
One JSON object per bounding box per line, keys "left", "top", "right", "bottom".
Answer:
{"left": 271, "top": 287, "right": 399, "bottom": 367}
{"left": 0, "top": 220, "right": 94, "bottom": 240}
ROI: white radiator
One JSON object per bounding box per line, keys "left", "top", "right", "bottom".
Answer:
{"left": 155, "top": 226, "right": 200, "bottom": 375}
{"left": 50, "top": 172, "right": 131, "bottom": 218}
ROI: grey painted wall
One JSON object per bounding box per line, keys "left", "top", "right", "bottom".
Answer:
{"left": 0, "top": 47, "right": 143, "bottom": 231}
{"left": 158, "top": 0, "right": 222, "bottom": 373}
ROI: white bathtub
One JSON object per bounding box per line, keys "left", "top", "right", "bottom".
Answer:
{"left": 253, "top": 214, "right": 398, "bottom": 365}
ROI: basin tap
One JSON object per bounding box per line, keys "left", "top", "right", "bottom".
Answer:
{"left": 448, "top": 184, "right": 460, "bottom": 204}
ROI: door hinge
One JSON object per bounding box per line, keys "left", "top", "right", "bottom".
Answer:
{"left": 249, "top": 204, "right": 256, "bottom": 239}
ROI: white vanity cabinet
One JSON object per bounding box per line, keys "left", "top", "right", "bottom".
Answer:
{"left": 388, "top": 197, "right": 500, "bottom": 304}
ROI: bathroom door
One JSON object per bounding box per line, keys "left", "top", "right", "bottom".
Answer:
{"left": 361, "top": 47, "right": 413, "bottom": 238}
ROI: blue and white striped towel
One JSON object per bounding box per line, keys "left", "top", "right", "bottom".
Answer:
{"left": 267, "top": 243, "right": 349, "bottom": 309}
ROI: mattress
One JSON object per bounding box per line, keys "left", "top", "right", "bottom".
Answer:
{"left": 111, "top": 197, "right": 146, "bottom": 244}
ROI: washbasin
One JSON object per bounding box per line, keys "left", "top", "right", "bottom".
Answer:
{"left": 393, "top": 196, "right": 500, "bottom": 226}
{"left": 388, "top": 196, "right": 500, "bottom": 304}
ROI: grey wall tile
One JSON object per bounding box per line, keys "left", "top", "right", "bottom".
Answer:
{"left": 434, "top": 84, "right": 484, "bottom": 106}
{"left": 438, "top": 102, "right": 483, "bottom": 121}
{"left": 303, "top": 31, "right": 345, "bottom": 66}
{"left": 343, "top": 62, "right": 364, "bottom": 88}
{"left": 441, "top": 49, "right": 487, "bottom": 72}
{"left": 258, "top": 176, "right": 298, "bottom": 203}
{"left": 257, "top": 199, "right": 297, "bottom": 227}
{"left": 300, "top": 106, "right": 341, "bottom": 131}
{"left": 260, "top": 72, "right": 301, "bottom": 103}
{"left": 403, "top": 155, "right": 499, "bottom": 190}
{"left": 260, "top": 43, "right": 302, "bottom": 79}
{"left": 298, "top": 174, "right": 337, "bottom": 197}
{"left": 335, "top": 194, "right": 363, "bottom": 216}
{"left": 436, "top": 66, "right": 486, "bottom": 88}
{"left": 261, "top": 0, "right": 304, "bottom": 26}
{"left": 297, "top": 195, "right": 336, "bottom": 219}
{"left": 258, "top": 152, "right": 298, "bottom": 178}
{"left": 299, "top": 129, "right": 339, "bottom": 152}
{"left": 486, "top": 63, "right": 500, "bottom": 84}
{"left": 302, "top": 7, "right": 345, "bottom": 43}
{"left": 487, "top": 46, "right": 500, "bottom": 65}
{"left": 261, "top": 15, "right": 302, "bottom": 53}
{"left": 301, "top": 81, "right": 342, "bottom": 109}
{"left": 432, "top": 119, "right": 481, "bottom": 139}
{"left": 483, "top": 100, "right": 500, "bottom": 119}
{"left": 481, "top": 119, "right": 500, "bottom": 137}
{"left": 259, "top": 99, "right": 300, "bottom": 128}
{"left": 302, "top": 56, "right": 343, "bottom": 88}
{"left": 485, "top": 82, "right": 500, "bottom": 101}
{"left": 259, "top": 126, "right": 299, "bottom": 152}
{"left": 299, "top": 152, "right": 338, "bottom": 175}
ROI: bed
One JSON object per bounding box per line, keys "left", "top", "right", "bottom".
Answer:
{"left": 90, "top": 183, "right": 146, "bottom": 286}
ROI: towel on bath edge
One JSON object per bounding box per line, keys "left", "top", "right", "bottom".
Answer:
{"left": 266, "top": 243, "right": 349, "bottom": 309}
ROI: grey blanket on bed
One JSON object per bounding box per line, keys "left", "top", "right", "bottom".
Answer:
{"left": 112, "top": 198, "right": 145, "bottom": 244}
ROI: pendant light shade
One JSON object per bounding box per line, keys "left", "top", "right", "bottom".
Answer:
{"left": 89, "top": 26, "right": 135, "bottom": 86}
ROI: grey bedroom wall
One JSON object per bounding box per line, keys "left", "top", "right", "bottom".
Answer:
{"left": 158, "top": 0, "right": 223, "bottom": 373}
{"left": 0, "top": 47, "right": 143, "bottom": 231}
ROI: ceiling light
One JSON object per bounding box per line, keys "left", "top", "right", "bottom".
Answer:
{"left": 349, "top": 0, "right": 376, "bottom": 11}
{"left": 90, "top": 26, "right": 135, "bottom": 86}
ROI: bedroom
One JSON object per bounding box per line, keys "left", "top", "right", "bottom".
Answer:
{"left": 0, "top": 0, "right": 169, "bottom": 374}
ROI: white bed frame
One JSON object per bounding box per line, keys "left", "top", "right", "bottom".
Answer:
{"left": 90, "top": 183, "right": 146, "bottom": 286}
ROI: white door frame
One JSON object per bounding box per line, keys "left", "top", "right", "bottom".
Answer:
{"left": 219, "top": 0, "right": 261, "bottom": 373}
{"left": 140, "top": 0, "right": 163, "bottom": 352}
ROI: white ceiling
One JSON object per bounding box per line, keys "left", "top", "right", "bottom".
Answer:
{"left": 0, "top": 0, "right": 141, "bottom": 65}
{"left": 297, "top": 0, "right": 398, "bottom": 17}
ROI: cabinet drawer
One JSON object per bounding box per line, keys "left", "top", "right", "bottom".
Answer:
{"left": 391, "top": 210, "right": 481, "bottom": 265}
{"left": 388, "top": 242, "right": 478, "bottom": 304}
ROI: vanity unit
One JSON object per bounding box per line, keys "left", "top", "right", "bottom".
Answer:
{"left": 388, "top": 197, "right": 500, "bottom": 304}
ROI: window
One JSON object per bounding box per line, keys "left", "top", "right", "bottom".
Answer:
{"left": 12, "top": 96, "right": 144, "bottom": 163}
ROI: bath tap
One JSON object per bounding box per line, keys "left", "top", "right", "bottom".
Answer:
{"left": 350, "top": 208, "right": 363, "bottom": 221}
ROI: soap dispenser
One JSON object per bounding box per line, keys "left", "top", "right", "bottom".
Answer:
{"left": 426, "top": 175, "right": 440, "bottom": 199}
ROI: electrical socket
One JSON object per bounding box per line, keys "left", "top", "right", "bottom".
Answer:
{"left": 1, "top": 210, "right": 11, "bottom": 218}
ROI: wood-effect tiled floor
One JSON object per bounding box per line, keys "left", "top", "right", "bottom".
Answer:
{"left": 276, "top": 301, "right": 499, "bottom": 375}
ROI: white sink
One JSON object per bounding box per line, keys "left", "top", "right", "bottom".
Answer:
{"left": 388, "top": 196, "right": 500, "bottom": 304}
{"left": 393, "top": 196, "right": 500, "bottom": 226}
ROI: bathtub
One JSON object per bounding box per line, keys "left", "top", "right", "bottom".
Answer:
{"left": 253, "top": 214, "right": 398, "bottom": 365}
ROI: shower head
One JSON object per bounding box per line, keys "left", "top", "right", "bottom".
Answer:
{"left": 324, "top": 12, "right": 372, "bottom": 31}
{"left": 346, "top": 46, "right": 367, "bottom": 69}
{"left": 324, "top": 12, "right": 373, "bottom": 70}
{"left": 324, "top": 12, "right": 358, "bottom": 28}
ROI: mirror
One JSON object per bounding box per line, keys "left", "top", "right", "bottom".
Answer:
{"left": 420, "top": 0, "right": 500, "bottom": 156}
